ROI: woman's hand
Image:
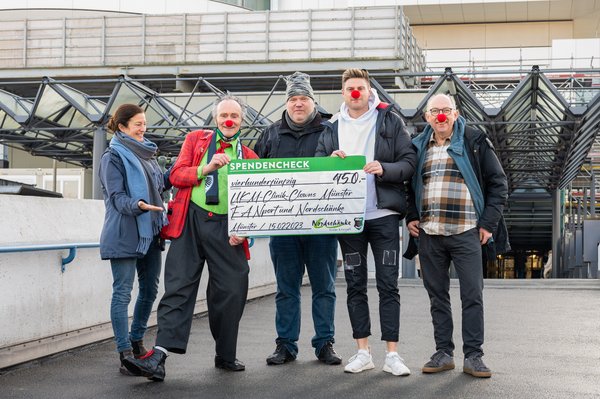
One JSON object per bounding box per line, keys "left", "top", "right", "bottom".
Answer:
{"left": 138, "top": 201, "right": 163, "bottom": 212}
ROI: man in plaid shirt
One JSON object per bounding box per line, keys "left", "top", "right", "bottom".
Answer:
{"left": 405, "top": 94, "right": 507, "bottom": 378}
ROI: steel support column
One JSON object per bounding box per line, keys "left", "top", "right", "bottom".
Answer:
{"left": 552, "top": 188, "right": 561, "bottom": 278}
{"left": 591, "top": 170, "right": 596, "bottom": 216}
{"left": 92, "top": 126, "right": 107, "bottom": 200}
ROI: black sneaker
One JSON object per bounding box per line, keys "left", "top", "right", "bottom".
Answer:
{"left": 122, "top": 348, "right": 167, "bottom": 382}
{"left": 266, "top": 343, "right": 296, "bottom": 365}
{"left": 317, "top": 342, "right": 342, "bottom": 365}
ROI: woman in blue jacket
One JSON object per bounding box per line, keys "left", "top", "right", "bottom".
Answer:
{"left": 99, "top": 104, "right": 168, "bottom": 375}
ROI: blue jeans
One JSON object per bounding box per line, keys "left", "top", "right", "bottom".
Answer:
{"left": 270, "top": 235, "right": 338, "bottom": 357}
{"left": 110, "top": 239, "right": 162, "bottom": 353}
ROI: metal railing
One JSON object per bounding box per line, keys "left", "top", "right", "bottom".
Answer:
{"left": 0, "top": 242, "right": 99, "bottom": 272}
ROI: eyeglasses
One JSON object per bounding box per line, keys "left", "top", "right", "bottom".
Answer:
{"left": 428, "top": 107, "right": 454, "bottom": 116}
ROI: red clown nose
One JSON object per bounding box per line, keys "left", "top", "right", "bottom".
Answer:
{"left": 224, "top": 120, "right": 234, "bottom": 128}
{"left": 351, "top": 90, "right": 361, "bottom": 99}
{"left": 436, "top": 113, "right": 447, "bottom": 123}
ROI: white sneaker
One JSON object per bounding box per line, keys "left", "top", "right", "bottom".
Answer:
{"left": 344, "top": 349, "right": 375, "bottom": 373}
{"left": 383, "top": 352, "right": 411, "bottom": 376}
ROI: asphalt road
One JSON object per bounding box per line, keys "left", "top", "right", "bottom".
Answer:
{"left": 2, "top": 279, "right": 599, "bottom": 399}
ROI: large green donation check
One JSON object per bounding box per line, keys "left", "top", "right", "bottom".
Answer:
{"left": 227, "top": 156, "right": 367, "bottom": 236}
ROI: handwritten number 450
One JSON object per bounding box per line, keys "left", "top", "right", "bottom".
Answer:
{"left": 333, "top": 172, "right": 359, "bottom": 185}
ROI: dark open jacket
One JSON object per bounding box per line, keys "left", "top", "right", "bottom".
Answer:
{"left": 315, "top": 102, "right": 417, "bottom": 217}
{"left": 404, "top": 123, "right": 510, "bottom": 260}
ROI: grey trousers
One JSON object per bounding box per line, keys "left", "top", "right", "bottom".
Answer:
{"left": 418, "top": 227, "right": 484, "bottom": 358}
{"left": 156, "top": 203, "right": 249, "bottom": 362}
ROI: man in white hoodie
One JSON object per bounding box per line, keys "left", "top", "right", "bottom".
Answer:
{"left": 316, "top": 68, "right": 417, "bottom": 376}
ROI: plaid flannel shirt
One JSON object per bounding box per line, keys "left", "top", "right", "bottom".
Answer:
{"left": 420, "top": 135, "right": 477, "bottom": 236}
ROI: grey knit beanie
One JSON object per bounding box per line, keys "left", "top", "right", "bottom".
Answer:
{"left": 285, "top": 71, "right": 314, "bottom": 100}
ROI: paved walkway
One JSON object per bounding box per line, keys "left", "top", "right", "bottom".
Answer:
{"left": 2, "top": 279, "right": 599, "bottom": 399}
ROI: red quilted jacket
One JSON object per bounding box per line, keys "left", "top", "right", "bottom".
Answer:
{"left": 161, "top": 130, "right": 258, "bottom": 258}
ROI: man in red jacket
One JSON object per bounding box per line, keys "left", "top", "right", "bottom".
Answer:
{"left": 123, "top": 95, "right": 258, "bottom": 381}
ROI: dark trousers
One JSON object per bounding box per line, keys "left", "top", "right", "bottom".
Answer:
{"left": 419, "top": 227, "right": 484, "bottom": 358}
{"left": 156, "top": 202, "right": 249, "bottom": 362}
{"left": 338, "top": 215, "right": 401, "bottom": 342}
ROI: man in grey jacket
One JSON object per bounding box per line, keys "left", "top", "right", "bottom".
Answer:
{"left": 316, "top": 68, "right": 416, "bottom": 376}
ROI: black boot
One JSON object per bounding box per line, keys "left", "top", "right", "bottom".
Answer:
{"left": 266, "top": 343, "right": 296, "bottom": 365}
{"left": 122, "top": 348, "right": 167, "bottom": 382}
{"left": 317, "top": 341, "right": 342, "bottom": 365}
{"left": 131, "top": 339, "right": 148, "bottom": 358}
{"left": 119, "top": 350, "right": 141, "bottom": 376}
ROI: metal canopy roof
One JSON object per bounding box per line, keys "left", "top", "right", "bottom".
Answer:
{"left": 0, "top": 68, "right": 598, "bottom": 252}
{"left": 391, "top": 67, "right": 600, "bottom": 251}
{"left": 0, "top": 75, "right": 275, "bottom": 167}
{"left": 395, "top": 67, "right": 583, "bottom": 192}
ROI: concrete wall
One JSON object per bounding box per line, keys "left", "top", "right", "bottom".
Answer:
{"left": 412, "top": 21, "right": 573, "bottom": 50}
{"left": 412, "top": 20, "right": 576, "bottom": 70}
{"left": 0, "top": 195, "right": 276, "bottom": 369}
